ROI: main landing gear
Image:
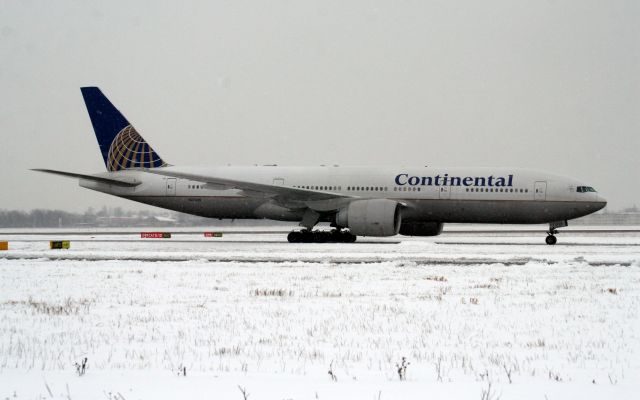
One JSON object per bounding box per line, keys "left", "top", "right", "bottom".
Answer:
{"left": 287, "top": 229, "right": 357, "bottom": 243}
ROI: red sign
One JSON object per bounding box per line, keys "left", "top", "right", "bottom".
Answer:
{"left": 204, "top": 232, "right": 223, "bottom": 238}
{"left": 141, "top": 232, "right": 171, "bottom": 239}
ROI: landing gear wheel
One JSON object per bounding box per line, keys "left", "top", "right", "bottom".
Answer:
{"left": 300, "top": 230, "right": 314, "bottom": 243}
{"left": 287, "top": 231, "right": 302, "bottom": 243}
{"left": 343, "top": 232, "right": 357, "bottom": 243}
{"left": 545, "top": 235, "right": 557, "bottom": 245}
{"left": 314, "top": 231, "right": 329, "bottom": 243}
{"left": 287, "top": 229, "right": 357, "bottom": 243}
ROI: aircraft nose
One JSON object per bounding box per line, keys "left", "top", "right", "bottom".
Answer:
{"left": 594, "top": 195, "right": 607, "bottom": 211}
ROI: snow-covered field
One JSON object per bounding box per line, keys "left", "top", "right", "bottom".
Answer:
{"left": 0, "top": 227, "right": 639, "bottom": 399}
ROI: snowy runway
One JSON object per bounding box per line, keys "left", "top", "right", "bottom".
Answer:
{"left": 0, "top": 227, "right": 639, "bottom": 399}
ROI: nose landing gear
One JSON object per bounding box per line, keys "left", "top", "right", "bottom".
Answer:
{"left": 545, "top": 220, "right": 567, "bottom": 245}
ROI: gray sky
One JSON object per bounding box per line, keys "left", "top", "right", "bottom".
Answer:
{"left": 1, "top": 0, "right": 638, "bottom": 212}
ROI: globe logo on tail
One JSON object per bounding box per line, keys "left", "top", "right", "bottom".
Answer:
{"left": 106, "top": 125, "right": 167, "bottom": 171}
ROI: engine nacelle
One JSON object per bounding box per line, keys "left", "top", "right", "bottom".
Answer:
{"left": 399, "top": 222, "right": 444, "bottom": 236}
{"left": 335, "top": 199, "right": 401, "bottom": 236}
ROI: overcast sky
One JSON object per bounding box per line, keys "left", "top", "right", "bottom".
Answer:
{"left": 1, "top": 0, "right": 638, "bottom": 212}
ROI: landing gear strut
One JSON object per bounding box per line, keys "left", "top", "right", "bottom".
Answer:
{"left": 287, "top": 229, "right": 357, "bottom": 243}
{"left": 545, "top": 220, "right": 567, "bottom": 245}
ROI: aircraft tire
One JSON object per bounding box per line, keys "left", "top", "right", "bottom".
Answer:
{"left": 300, "top": 230, "right": 314, "bottom": 243}
{"left": 287, "top": 231, "right": 301, "bottom": 243}
{"left": 314, "top": 231, "right": 329, "bottom": 243}
{"left": 343, "top": 232, "right": 357, "bottom": 243}
{"left": 545, "top": 235, "right": 557, "bottom": 245}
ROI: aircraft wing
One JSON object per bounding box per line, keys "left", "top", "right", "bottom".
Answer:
{"left": 145, "top": 167, "right": 354, "bottom": 208}
{"left": 32, "top": 169, "right": 141, "bottom": 187}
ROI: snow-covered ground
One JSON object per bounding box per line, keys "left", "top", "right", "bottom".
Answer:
{"left": 0, "top": 227, "right": 639, "bottom": 399}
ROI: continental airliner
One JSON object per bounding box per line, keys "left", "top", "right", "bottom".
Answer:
{"left": 34, "top": 87, "right": 607, "bottom": 244}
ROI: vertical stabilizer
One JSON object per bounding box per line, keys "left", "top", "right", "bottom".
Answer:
{"left": 80, "top": 87, "right": 168, "bottom": 171}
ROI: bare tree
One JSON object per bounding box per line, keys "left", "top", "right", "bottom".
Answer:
{"left": 396, "top": 357, "right": 410, "bottom": 381}
{"left": 328, "top": 361, "right": 338, "bottom": 382}
{"left": 237, "top": 385, "right": 249, "bottom": 400}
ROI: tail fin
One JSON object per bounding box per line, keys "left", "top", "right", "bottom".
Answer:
{"left": 80, "top": 87, "right": 168, "bottom": 171}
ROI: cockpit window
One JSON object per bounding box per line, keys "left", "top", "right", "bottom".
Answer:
{"left": 577, "top": 186, "right": 597, "bottom": 193}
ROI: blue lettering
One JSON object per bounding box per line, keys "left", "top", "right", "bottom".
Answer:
{"left": 395, "top": 174, "right": 408, "bottom": 186}
{"left": 394, "top": 173, "right": 516, "bottom": 187}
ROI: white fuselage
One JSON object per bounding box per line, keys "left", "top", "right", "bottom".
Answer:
{"left": 80, "top": 166, "right": 606, "bottom": 225}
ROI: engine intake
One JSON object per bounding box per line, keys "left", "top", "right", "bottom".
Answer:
{"left": 336, "top": 199, "right": 401, "bottom": 236}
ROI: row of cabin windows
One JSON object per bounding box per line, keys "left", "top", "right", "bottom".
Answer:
{"left": 291, "top": 185, "right": 528, "bottom": 194}
{"left": 466, "top": 187, "right": 528, "bottom": 193}
{"left": 293, "top": 185, "right": 342, "bottom": 191}
{"left": 188, "top": 183, "right": 529, "bottom": 194}
{"left": 293, "top": 185, "right": 392, "bottom": 192}
{"left": 293, "top": 186, "right": 399, "bottom": 192}
{"left": 348, "top": 186, "right": 388, "bottom": 191}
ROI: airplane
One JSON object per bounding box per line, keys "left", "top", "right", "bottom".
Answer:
{"left": 34, "top": 87, "right": 607, "bottom": 244}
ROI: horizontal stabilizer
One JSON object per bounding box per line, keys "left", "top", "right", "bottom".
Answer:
{"left": 31, "top": 169, "right": 141, "bottom": 187}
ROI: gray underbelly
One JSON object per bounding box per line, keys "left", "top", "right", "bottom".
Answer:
{"left": 402, "top": 199, "right": 602, "bottom": 223}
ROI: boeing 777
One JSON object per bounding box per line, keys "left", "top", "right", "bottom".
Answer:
{"left": 34, "top": 87, "right": 607, "bottom": 244}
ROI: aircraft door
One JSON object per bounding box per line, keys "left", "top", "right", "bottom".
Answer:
{"left": 166, "top": 178, "right": 177, "bottom": 196}
{"left": 438, "top": 186, "right": 451, "bottom": 199}
{"left": 534, "top": 181, "right": 547, "bottom": 201}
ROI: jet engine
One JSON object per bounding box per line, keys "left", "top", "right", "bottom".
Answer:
{"left": 399, "top": 221, "right": 444, "bottom": 236}
{"left": 335, "top": 199, "right": 401, "bottom": 236}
